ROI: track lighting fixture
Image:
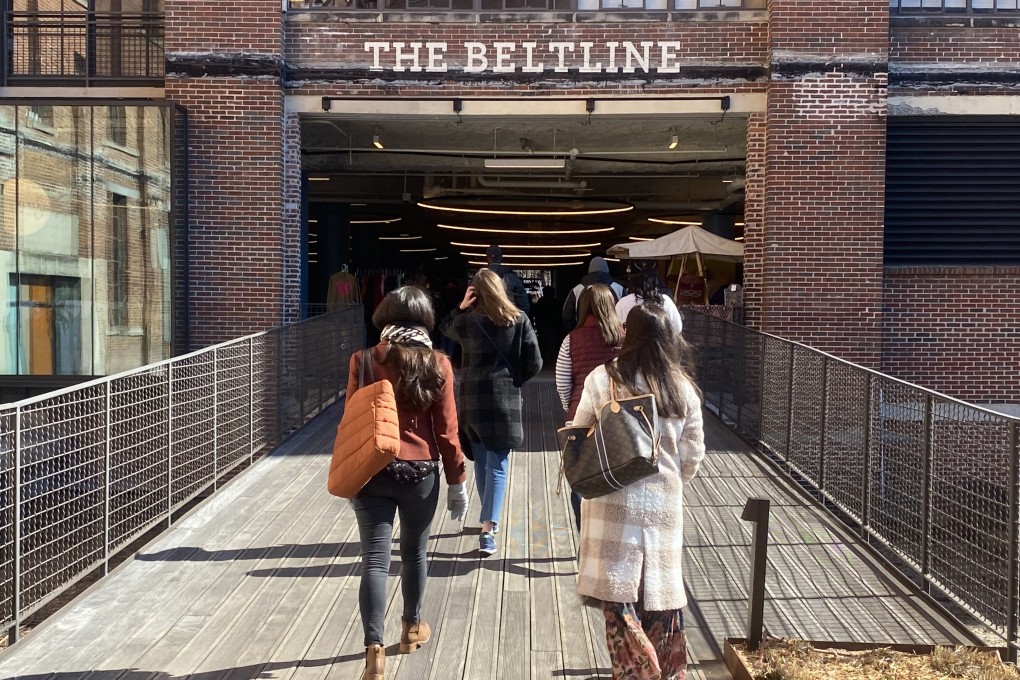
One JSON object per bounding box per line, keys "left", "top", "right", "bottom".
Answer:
{"left": 372, "top": 127, "right": 384, "bottom": 149}
{"left": 668, "top": 127, "right": 678, "bottom": 150}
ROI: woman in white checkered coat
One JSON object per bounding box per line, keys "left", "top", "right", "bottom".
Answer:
{"left": 572, "top": 302, "right": 706, "bottom": 680}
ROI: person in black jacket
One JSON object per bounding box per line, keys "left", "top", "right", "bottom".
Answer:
{"left": 562, "top": 257, "right": 626, "bottom": 331}
{"left": 486, "top": 245, "right": 530, "bottom": 315}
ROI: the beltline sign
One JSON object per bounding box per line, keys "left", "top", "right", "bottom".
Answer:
{"left": 363, "top": 41, "right": 687, "bottom": 74}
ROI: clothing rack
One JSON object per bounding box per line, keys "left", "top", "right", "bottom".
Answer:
{"left": 356, "top": 267, "right": 403, "bottom": 277}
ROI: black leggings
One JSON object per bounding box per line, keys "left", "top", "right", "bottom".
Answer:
{"left": 351, "top": 468, "right": 440, "bottom": 646}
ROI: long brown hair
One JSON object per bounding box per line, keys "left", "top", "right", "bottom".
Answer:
{"left": 576, "top": 284, "right": 624, "bottom": 347}
{"left": 471, "top": 268, "right": 521, "bottom": 328}
{"left": 606, "top": 303, "right": 696, "bottom": 418}
{"left": 371, "top": 286, "right": 445, "bottom": 411}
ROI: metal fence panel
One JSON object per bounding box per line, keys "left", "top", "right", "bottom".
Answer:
{"left": 820, "top": 361, "right": 869, "bottom": 522}
{"left": 108, "top": 369, "right": 170, "bottom": 552}
{"left": 18, "top": 386, "right": 106, "bottom": 618}
{"left": 759, "top": 336, "right": 792, "bottom": 461}
{"left": 169, "top": 353, "right": 217, "bottom": 507}
{"left": 0, "top": 408, "right": 14, "bottom": 629}
{"left": 788, "top": 347, "right": 824, "bottom": 486}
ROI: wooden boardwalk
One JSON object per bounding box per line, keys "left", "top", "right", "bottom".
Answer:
{"left": 0, "top": 377, "right": 977, "bottom": 680}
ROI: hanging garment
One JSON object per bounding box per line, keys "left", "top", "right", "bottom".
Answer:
{"left": 327, "top": 271, "right": 361, "bottom": 310}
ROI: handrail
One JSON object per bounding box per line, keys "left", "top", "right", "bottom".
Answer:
{"left": 682, "top": 310, "right": 1020, "bottom": 660}
{"left": 0, "top": 305, "right": 366, "bottom": 644}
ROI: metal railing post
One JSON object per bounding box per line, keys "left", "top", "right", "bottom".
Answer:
{"left": 919, "top": 394, "right": 934, "bottom": 591}
{"left": 167, "top": 363, "right": 174, "bottom": 526}
{"left": 741, "top": 497, "right": 771, "bottom": 651}
{"left": 817, "top": 356, "right": 829, "bottom": 494}
{"left": 784, "top": 343, "right": 796, "bottom": 464}
{"left": 213, "top": 349, "right": 219, "bottom": 490}
{"left": 249, "top": 339, "right": 255, "bottom": 464}
{"left": 11, "top": 406, "right": 21, "bottom": 644}
{"left": 103, "top": 381, "right": 112, "bottom": 576}
{"left": 1006, "top": 421, "right": 1020, "bottom": 664}
{"left": 860, "top": 373, "right": 874, "bottom": 540}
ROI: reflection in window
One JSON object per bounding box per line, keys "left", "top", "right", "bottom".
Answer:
{"left": 108, "top": 105, "right": 127, "bottom": 146}
{"left": 28, "top": 105, "right": 53, "bottom": 129}
{"left": 10, "top": 274, "right": 82, "bottom": 376}
{"left": 110, "top": 193, "right": 128, "bottom": 327}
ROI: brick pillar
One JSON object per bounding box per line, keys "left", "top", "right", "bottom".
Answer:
{"left": 761, "top": 0, "right": 889, "bottom": 367}
{"left": 164, "top": 1, "right": 289, "bottom": 349}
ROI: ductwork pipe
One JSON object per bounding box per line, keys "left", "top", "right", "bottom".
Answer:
{"left": 476, "top": 177, "right": 588, "bottom": 190}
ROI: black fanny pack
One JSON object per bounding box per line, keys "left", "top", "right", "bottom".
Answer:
{"left": 384, "top": 460, "right": 439, "bottom": 485}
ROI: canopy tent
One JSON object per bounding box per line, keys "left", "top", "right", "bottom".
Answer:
{"left": 607, "top": 226, "right": 744, "bottom": 262}
{"left": 607, "top": 226, "right": 744, "bottom": 304}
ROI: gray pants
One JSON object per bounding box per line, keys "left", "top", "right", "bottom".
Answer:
{"left": 351, "top": 467, "right": 440, "bottom": 646}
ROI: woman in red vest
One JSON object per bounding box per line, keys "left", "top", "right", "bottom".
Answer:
{"left": 555, "top": 284, "right": 624, "bottom": 530}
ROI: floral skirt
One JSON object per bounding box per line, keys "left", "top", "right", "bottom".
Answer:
{"left": 601, "top": 600, "right": 687, "bottom": 680}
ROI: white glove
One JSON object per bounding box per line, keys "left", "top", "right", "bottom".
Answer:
{"left": 447, "top": 483, "right": 468, "bottom": 522}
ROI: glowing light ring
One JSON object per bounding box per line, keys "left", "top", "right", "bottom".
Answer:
{"left": 350, "top": 214, "right": 403, "bottom": 225}
{"left": 469, "top": 260, "right": 584, "bottom": 267}
{"left": 420, "top": 196, "right": 633, "bottom": 217}
{"left": 460, "top": 251, "right": 591, "bottom": 259}
{"left": 648, "top": 217, "right": 701, "bottom": 226}
{"left": 439, "top": 223, "right": 614, "bottom": 236}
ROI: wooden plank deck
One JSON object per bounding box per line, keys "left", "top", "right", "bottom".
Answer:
{"left": 0, "top": 377, "right": 977, "bottom": 680}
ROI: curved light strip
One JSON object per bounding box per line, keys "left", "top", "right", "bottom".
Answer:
{"left": 420, "top": 198, "right": 633, "bottom": 217}
{"left": 451, "top": 241, "right": 603, "bottom": 250}
{"left": 379, "top": 235, "right": 422, "bottom": 241}
{"left": 439, "top": 223, "right": 614, "bottom": 236}
{"left": 648, "top": 217, "right": 701, "bottom": 226}
{"left": 400, "top": 247, "right": 437, "bottom": 253}
{"left": 351, "top": 216, "right": 402, "bottom": 225}
{"left": 469, "top": 260, "right": 584, "bottom": 267}
{"left": 461, "top": 251, "right": 591, "bottom": 260}
{"left": 629, "top": 236, "right": 655, "bottom": 242}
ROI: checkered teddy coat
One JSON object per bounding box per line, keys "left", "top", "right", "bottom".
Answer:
{"left": 572, "top": 365, "right": 706, "bottom": 611}
{"left": 440, "top": 309, "right": 543, "bottom": 450}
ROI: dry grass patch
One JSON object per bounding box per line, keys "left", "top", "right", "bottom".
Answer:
{"left": 735, "top": 638, "right": 1020, "bottom": 680}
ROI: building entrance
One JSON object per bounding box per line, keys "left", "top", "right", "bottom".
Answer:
{"left": 299, "top": 106, "right": 749, "bottom": 327}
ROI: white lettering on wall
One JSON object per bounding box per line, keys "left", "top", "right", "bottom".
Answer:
{"left": 426, "top": 42, "right": 448, "bottom": 72}
{"left": 465, "top": 42, "right": 488, "bottom": 73}
{"left": 359, "top": 40, "right": 685, "bottom": 74}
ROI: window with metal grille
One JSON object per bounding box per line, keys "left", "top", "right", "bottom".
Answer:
{"left": 884, "top": 118, "right": 1020, "bottom": 265}
{"left": 110, "top": 193, "right": 129, "bottom": 326}
{"left": 28, "top": 105, "right": 54, "bottom": 129}
{"left": 890, "top": 0, "right": 1020, "bottom": 12}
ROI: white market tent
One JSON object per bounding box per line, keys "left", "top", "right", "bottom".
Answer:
{"left": 607, "top": 226, "right": 744, "bottom": 303}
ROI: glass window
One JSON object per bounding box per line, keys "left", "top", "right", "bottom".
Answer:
{"left": 109, "top": 193, "right": 128, "bottom": 327}
{"left": 108, "top": 106, "right": 128, "bottom": 146}
{"left": 0, "top": 104, "right": 173, "bottom": 381}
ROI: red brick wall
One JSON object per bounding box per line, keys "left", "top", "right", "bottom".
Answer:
{"left": 891, "top": 27, "right": 1020, "bottom": 65}
{"left": 883, "top": 267, "right": 1020, "bottom": 403}
{"left": 758, "top": 0, "right": 889, "bottom": 367}
{"left": 166, "top": 1, "right": 282, "bottom": 54}
{"left": 166, "top": 1, "right": 288, "bottom": 348}
{"left": 285, "top": 19, "right": 768, "bottom": 71}
{"left": 742, "top": 112, "right": 766, "bottom": 328}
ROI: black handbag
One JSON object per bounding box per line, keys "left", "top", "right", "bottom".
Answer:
{"left": 556, "top": 378, "right": 661, "bottom": 500}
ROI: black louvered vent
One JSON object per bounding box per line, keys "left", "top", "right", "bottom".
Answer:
{"left": 885, "top": 117, "right": 1020, "bottom": 265}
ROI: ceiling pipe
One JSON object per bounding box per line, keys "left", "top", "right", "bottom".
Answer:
{"left": 476, "top": 177, "right": 588, "bottom": 190}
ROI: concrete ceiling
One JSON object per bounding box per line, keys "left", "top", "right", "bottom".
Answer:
{"left": 302, "top": 112, "right": 748, "bottom": 249}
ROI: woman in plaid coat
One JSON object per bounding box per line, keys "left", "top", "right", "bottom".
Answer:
{"left": 440, "top": 268, "right": 543, "bottom": 557}
{"left": 572, "top": 303, "right": 705, "bottom": 680}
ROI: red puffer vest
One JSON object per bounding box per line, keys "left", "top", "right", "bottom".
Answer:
{"left": 566, "top": 316, "right": 622, "bottom": 420}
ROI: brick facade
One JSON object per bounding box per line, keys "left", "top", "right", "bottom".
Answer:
{"left": 165, "top": 0, "right": 289, "bottom": 349}
{"left": 154, "top": 3, "right": 1019, "bottom": 403}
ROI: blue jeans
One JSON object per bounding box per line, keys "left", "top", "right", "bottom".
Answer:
{"left": 470, "top": 441, "right": 511, "bottom": 525}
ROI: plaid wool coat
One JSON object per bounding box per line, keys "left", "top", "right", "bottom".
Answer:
{"left": 573, "top": 365, "right": 706, "bottom": 611}
{"left": 440, "top": 308, "right": 543, "bottom": 450}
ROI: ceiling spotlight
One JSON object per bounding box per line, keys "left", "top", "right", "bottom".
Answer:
{"left": 482, "top": 158, "right": 565, "bottom": 169}
{"left": 372, "top": 127, "right": 384, "bottom": 150}
{"left": 668, "top": 127, "right": 679, "bottom": 150}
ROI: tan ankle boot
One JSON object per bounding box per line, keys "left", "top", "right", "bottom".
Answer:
{"left": 363, "top": 644, "right": 385, "bottom": 680}
{"left": 399, "top": 620, "right": 432, "bottom": 654}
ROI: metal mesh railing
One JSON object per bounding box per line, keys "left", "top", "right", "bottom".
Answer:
{"left": 1, "top": 305, "right": 364, "bottom": 641}
{"left": 4, "top": 11, "right": 163, "bottom": 85}
{"left": 682, "top": 310, "right": 1020, "bottom": 651}
{"left": 286, "top": 0, "right": 763, "bottom": 11}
